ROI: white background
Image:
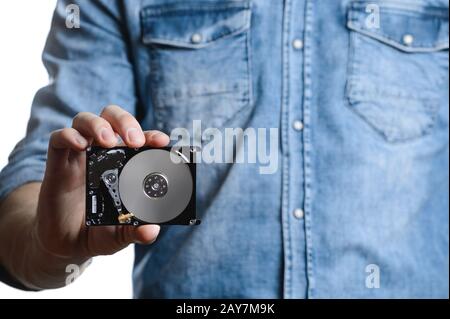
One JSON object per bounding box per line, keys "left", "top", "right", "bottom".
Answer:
{"left": 0, "top": 1, "right": 134, "bottom": 299}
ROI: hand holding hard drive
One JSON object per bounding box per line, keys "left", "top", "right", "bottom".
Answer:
{"left": 37, "top": 105, "right": 168, "bottom": 260}
{"left": 0, "top": 105, "right": 170, "bottom": 289}
{"left": 1, "top": 104, "right": 198, "bottom": 289}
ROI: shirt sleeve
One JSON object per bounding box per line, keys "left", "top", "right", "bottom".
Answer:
{"left": 0, "top": 0, "right": 137, "bottom": 202}
{"left": 0, "top": 0, "right": 137, "bottom": 287}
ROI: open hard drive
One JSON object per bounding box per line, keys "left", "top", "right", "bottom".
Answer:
{"left": 85, "top": 146, "right": 199, "bottom": 226}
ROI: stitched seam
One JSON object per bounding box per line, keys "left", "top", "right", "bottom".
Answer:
{"left": 303, "top": 0, "right": 315, "bottom": 299}
{"left": 281, "top": 0, "right": 293, "bottom": 300}
{"left": 143, "top": 24, "right": 251, "bottom": 48}
{"left": 245, "top": 6, "right": 254, "bottom": 111}
{"left": 351, "top": 1, "right": 449, "bottom": 18}
{"left": 347, "top": 23, "right": 449, "bottom": 52}
{"left": 141, "top": 1, "right": 251, "bottom": 17}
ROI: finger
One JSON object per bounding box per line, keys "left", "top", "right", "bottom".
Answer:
{"left": 100, "top": 105, "right": 145, "bottom": 148}
{"left": 133, "top": 225, "right": 161, "bottom": 244}
{"left": 49, "top": 128, "right": 88, "bottom": 151}
{"left": 47, "top": 128, "right": 88, "bottom": 169}
{"left": 115, "top": 225, "right": 160, "bottom": 246}
{"left": 110, "top": 225, "right": 160, "bottom": 252}
{"left": 72, "top": 112, "right": 117, "bottom": 148}
{"left": 114, "top": 131, "right": 170, "bottom": 148}
{"left": 143, "top": 130, "right": 170, "bottom": 147}
{"left": 85, "top": 224, "right": 160, "bottom": 257}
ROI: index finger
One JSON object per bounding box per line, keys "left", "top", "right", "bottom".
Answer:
{"left": 115, "top": 130, "right": 170, "bottom": 147}
{"left": 143, "top": 130, "right": 170, "bottom": 147}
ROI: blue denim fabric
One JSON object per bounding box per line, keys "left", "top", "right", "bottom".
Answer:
{"left": 0, "top": 0, "right": 448, "bottom": 298}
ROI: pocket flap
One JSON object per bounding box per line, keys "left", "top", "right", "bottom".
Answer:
{"left": 141, "top": 1, "right": 251, "bottom": 49}
{"left": 347, "top": 1, "right": 449, "bottom": 53}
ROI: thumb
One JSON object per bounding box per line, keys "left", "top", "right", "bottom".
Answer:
{"left": 85, "top": 224, "right": 160, "bottom": 256}
{"left": 131, "top": 225, "right": 161, "bottom": 245}
{"left": 112, "top": 224, "right": 161, "bottom": 249}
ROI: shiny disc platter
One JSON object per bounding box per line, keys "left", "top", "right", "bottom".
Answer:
{"left": 118, "top": 149, "right": 193, "bottom": 223}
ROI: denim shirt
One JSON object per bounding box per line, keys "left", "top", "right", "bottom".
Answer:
{"left": 0, "top": 0, "right": 448, "bottom": 298}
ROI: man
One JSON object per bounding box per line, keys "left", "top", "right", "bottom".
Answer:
{"left": 0, "top": 0, "right": 448, "bottom": 298}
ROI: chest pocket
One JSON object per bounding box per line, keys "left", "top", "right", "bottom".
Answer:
{"left": 346, "top": 1, "right": 449, "bottom": 142}
{"left": 141, "top": 1, "right": 252, "bottom": 134}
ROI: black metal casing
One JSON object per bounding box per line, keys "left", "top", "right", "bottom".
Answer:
{"left": 85, "top": 146, "right": 198, "bottom": 226}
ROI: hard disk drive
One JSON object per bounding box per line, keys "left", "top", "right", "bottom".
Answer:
{"left": 85, "top": 146, "right": 199, "bottom": 226}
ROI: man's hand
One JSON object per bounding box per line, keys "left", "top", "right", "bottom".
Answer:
{"left": 0, "top": 105, "right": 169, "bottom": 289}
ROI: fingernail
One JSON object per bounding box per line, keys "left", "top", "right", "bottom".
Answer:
{"left": 148, "top": 132, "right": 163, "bottom": 142}
{"left": 100, "top": 127, "right": 116, "bottom": 144}
{"left": 76, "top": 137, "right": 88, "bottom": 148}
{"left": 127, "top": 128, "right": 144, "bottom": 144}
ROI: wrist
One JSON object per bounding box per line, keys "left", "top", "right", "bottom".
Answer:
{"left": 18, "top": 222, "right": 92, "bottom": 289}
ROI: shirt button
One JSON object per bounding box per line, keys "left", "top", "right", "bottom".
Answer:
{"left": 293, "top": 120, "right": 304, "bottom": 131}
{"left": 191, "top": 33, "right": 202, "bottom": 44}
{"left": 292, "top": 38, "right": 304, "bottom": 50}
{"left": 402, "top": 34, "right": 414, "bottom": 46}
{"left": 293, "top": 208, "right": 304, "bottom": 219}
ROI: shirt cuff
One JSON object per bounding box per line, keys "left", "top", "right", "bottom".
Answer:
{"left": 0, "top": 162, "right": 45, "bottom": 203}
